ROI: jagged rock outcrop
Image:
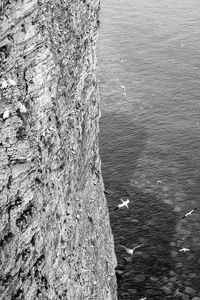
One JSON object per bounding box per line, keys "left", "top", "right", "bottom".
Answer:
{"left": 0, "top": 1, "right": 117, "bottom": 299}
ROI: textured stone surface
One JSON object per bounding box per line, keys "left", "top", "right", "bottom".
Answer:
{"left": 0, "top": 0, "right": 117, "bottom": 299}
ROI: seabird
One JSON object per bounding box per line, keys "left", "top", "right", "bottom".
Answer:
{"left": 17, "top": 102, "right": 27, "bottom": 113}
{"left": 3, "top": 109, "right": 10, "bottom": 120}
{"left": 179, "top": 247, "right": 190, "bottom": 253}
{"left": 8, "top": 78, "right": 17, "bottom": 86}
{"left": 182, "top": 208, "right": 198, "bottom": 219}
{"left": 119, "top": 243, "right": 144, "bottom": 255}
{"left": 114, "top": 199, "right": 130, "bottom": 210}
{"left": 104, "top": 190, "right": 109, "bottom": 195}
{"left": 131, "top": 219, "right": 139, "bottom": 223}
{"left": 139, "top": 297, "right": 147, "bottom": 300}
{"left": 157, "top": 180, "right": 162, "bottom": 184}
{"left": 1, "top": 79, "right": 8, "bottom": 89}
{"left": 120, "top": 84, "right": 126, "bottom": 91}
{"left": 120, "top": 59, "right": 124, "bottom": 63}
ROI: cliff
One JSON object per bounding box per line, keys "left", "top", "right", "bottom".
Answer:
{"left": 0, "top": 0, "right": 117, "bottom": 299}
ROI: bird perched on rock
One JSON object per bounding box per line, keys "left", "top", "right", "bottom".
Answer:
{"left": 1, "top": 79, "right": 8, "bottom": 89}
{"left": 182, "top": 208, "right": 198, "bottom": 219}
{"left": 8, "top": 78, "right": 17, "bottom": 86}
{"left": 114, "top": 199, "right": 130, "bottom": 210}
{"left": 179, "top": 247, "right": 190, "bottom": 253}
{"left": 17, "top": 102, "right": 27, "bottom": 113}
{"left": 119, "top": 243, "right": 144, "bottom": 255}
{"left": 3, "top": 109, "right": 10, "bottom": 120}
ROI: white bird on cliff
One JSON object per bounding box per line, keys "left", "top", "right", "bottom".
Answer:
{"left": 119, "top": 243, "right": 144, "bottom": 255}
{"left": 114, "top": 199, "right": 130, "bottom": 210}
{"left": 3, "top": 109, "right": 10, "bottom": 120}
{"left": 17, "top": 102, "right": 27, "bottom": 113}
{"left": 179, "top": 247, "right": 190, "bottom": 253}
{"left": 182, "top": 208, "right": 198, "bottom": 219}
{"left": 8, "top": 78, "right": 17, "bottom": 86}
{"left": 1, "top": 79, "right": 8, "bottom": 89}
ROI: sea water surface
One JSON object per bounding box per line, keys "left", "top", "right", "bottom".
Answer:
{"left": 97, "top": 0, "right": 200, "bottom": 299}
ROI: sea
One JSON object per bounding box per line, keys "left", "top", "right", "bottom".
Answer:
{"left": 97, "top": 0, "right": 200, "bottom": 299}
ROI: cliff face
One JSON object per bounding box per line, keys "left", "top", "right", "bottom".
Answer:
{"left": 0, "top": 1, "right": 117, "bottom": 299}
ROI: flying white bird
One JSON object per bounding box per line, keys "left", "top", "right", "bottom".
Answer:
{"left": 120, "top": 84, "right": 126, "bottom": 91}
{"left": 131, "top": 219, "right": 139, "bottom": 223}
{"left": 182, "top": 208, "right": 198, "bottom": 219}
{"left": 179, "top": 247, "right": 190, "bottom": 253}
{"left": 157, "top": 180, "right": 162, "bottom": 184}
{"left": 120, "top": 59, "right": 124, "bottom": 63}
{"left": 104, "top": 190, "right": 109, "bottom": 195}
{"left": 119, "top": 243, "right": 144, "bottom": 255}
{"left": 139, "top": 297, "right": 147, "bottom": 300}
{"left": 114, "top": 199, "right": 130, "bottom": 210}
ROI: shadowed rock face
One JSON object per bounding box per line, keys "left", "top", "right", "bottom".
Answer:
{"left": 0, "top": 1, "right": 117, "bottom": 299}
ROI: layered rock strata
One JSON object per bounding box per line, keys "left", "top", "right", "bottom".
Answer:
{"left": 0, "top": 0, "right": 117, "bottom": 299}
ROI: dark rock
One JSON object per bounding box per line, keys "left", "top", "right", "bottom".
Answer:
{"left": 115, "top": 269, "right": 124, "bottom": 276}
{"left": 149, "top": 276, "right": 159, "bottom": 282}
{"left": 134, "top": 274, "right": 146, "bottom": 283}
{"left": 127, "top": 289, "right": 137, "bottom": 296}
{"left": 146, "top": 289, "right": 163, "bottom": 296}
{"left": 184, "top": 286, "right": 197, "bottom": 296}
{"left": 161, "top": 286, "right": 172, "bottom": 295}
